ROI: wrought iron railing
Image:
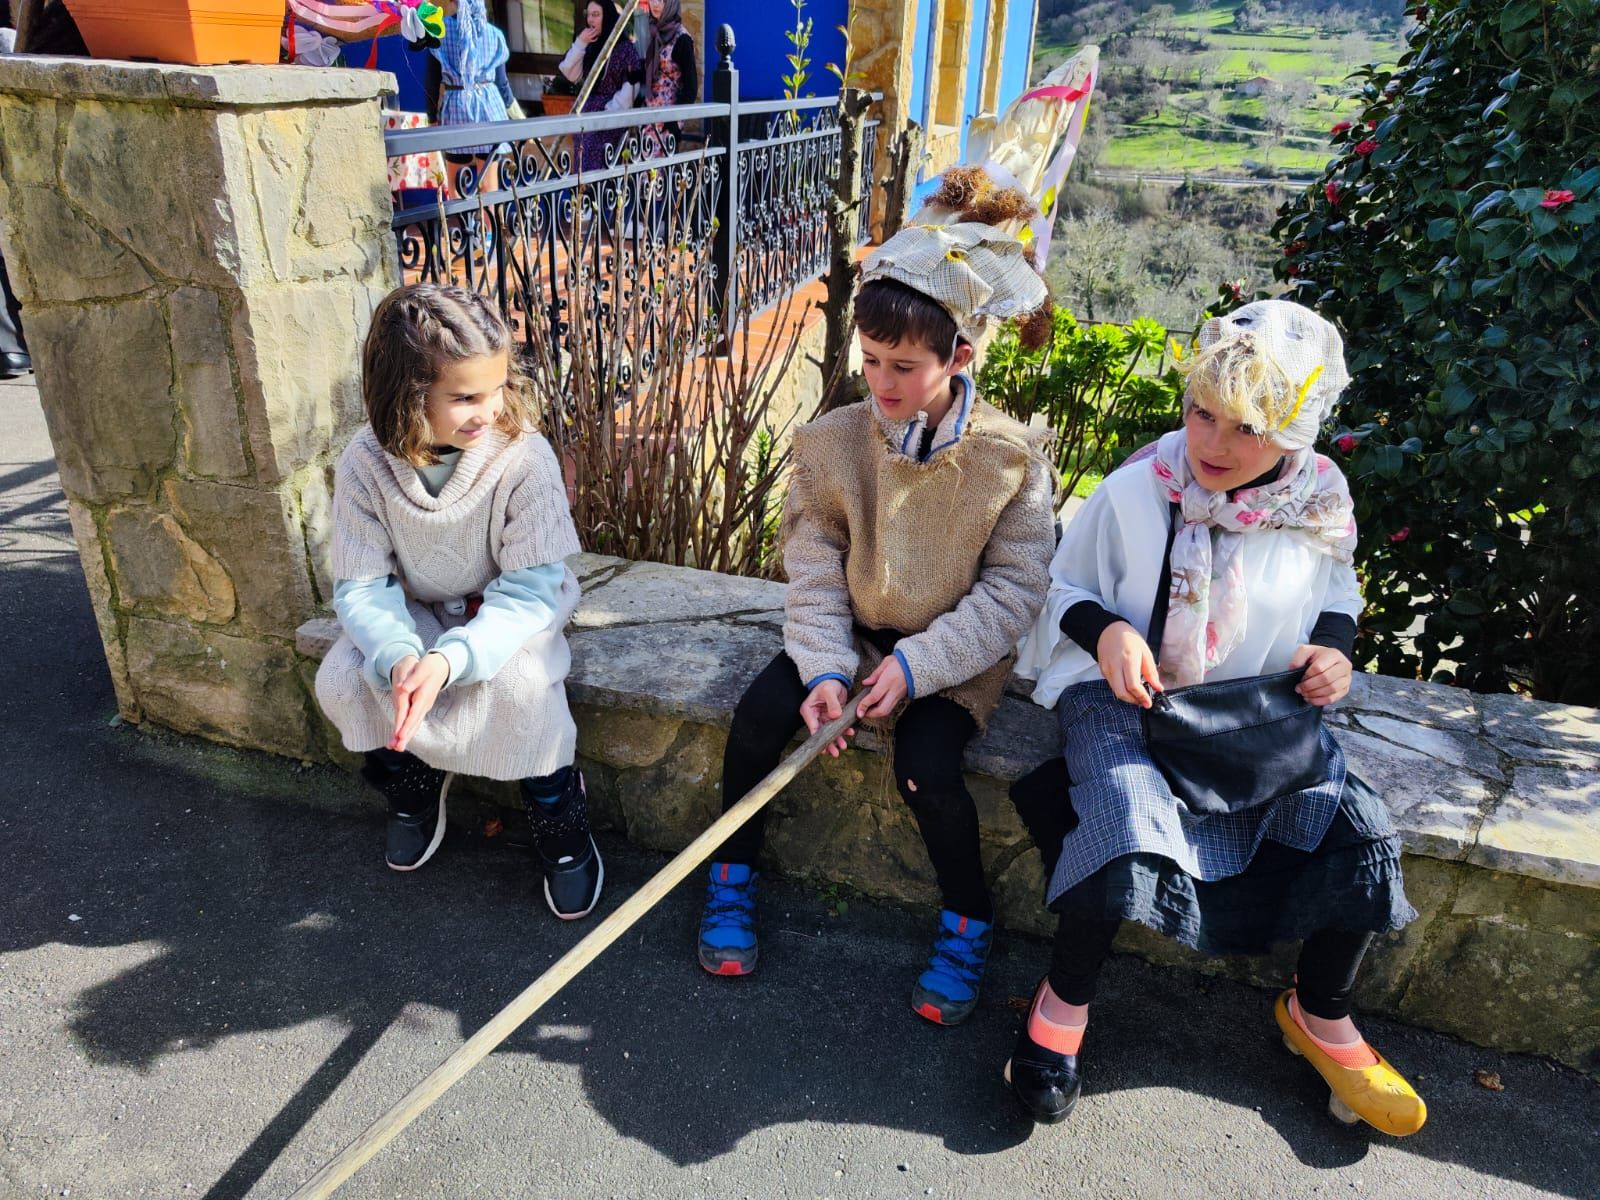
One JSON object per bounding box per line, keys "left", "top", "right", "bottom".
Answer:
{"left": 381, "top": 25, "right": 881, "bottom": 379}
{"left": 388, "top": 106, "right": 725, "bottom": 382}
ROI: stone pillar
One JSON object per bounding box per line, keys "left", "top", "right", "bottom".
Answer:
{"left": 0, "top": 59, "right": 399, "bottom": 759}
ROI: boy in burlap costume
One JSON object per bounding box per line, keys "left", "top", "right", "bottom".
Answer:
{"left": 695, "top": 188, "right": 1061, "bottom": 1026}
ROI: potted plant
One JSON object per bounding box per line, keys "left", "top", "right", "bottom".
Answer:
{"left": 541, "top": 74, "right": 578, "bottom": 116}
{"left": 62, "top": 0, "right": 284, "bottom": 65}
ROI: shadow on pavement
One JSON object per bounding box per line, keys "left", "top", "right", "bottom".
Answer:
{"left": 4, "top": 455, "right": 1598, "bottom": 1198}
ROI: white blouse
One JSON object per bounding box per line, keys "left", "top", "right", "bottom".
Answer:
{"left": 1015, "top": 460, "right": 1363, "bottom": 709}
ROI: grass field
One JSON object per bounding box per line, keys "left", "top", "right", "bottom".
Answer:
{"left": 1036, "top": 0, "right": 1405, "bottom": 179}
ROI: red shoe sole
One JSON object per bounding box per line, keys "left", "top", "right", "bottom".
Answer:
{"left": 699, "top": 956, "right": 754, "bottom": 976}
{"left": 915, "top": 1002, "right": 949, "bottom": 1025}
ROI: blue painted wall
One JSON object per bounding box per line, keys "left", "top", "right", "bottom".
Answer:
{"left": 911, "top": 0, "right": 1037, "bottom": 200}
{"left": 998, "top": 0, "right": 1035, "bottom": 111}
{"left": 702, "top": 0, "right": 848, "bottom": 101}
{"left": 907, "top": 0, "right": 933, "bottom": 128}
{"left": 349, "top": 35, "right": 432, "bottom": 114}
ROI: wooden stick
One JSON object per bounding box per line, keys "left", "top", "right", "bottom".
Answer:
{"left": 287, "top": 691, "right": 864, "bottom": 1199}
{"left": 571, "top": 0, "right": 644, "bottom": 117}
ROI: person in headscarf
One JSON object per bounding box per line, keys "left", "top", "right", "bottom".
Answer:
{"left": 557, "top": 0, "right": 643, "bottom": 173}
{"left": 430, "top": 0, "right": 510, "bottom": 161}
{"left": 1008, "top": 300, "right": 1426, "bottom": 1137}
{"left": 639, "top": 0, "right": 695, "bottom": 156}
{"left": 0, "top": 3, "right": 28, "bottom": 378}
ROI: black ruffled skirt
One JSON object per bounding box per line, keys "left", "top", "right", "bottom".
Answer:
{"left": 1011, "top": 764, "right": 1415, "bottom": 956}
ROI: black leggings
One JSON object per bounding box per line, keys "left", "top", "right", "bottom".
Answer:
{"left": 717, "top": 652, "right": 991, "bottom": 920}
{"left": 1049, "top": 915, "right": 1374, "bottom": 1020}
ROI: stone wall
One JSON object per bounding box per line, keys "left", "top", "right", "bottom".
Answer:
{"left": 296, "top": 553, "right": 1600, "bottom": 1075}
{"left": 0, "top": 59, "right": 399, "bottom": 758}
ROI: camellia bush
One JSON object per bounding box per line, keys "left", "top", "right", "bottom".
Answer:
{"left": 1275, "top": 0, "right": 1599, "bottom": 703}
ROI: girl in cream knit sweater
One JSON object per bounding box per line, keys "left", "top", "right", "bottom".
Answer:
{"left": 315, "top": 284, "right": 602, "bottom": 920}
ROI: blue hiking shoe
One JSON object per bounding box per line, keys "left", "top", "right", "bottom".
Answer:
{"left": 911, "top": 909, "right": 993, "bottom": 1025}
{"left": 698, "top": 862, "right": 758, "bottom": 976}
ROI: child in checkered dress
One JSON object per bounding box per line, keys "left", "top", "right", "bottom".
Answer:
{"left": 1008, "top": 300, "right": 1426, "bottom": 1134}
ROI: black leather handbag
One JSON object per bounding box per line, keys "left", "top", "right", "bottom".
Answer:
{"left": 1141, "top": 504, "right": 1328, "bottom": 816}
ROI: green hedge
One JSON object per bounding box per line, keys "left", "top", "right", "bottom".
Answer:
{"left": 1273, "top": 0, "right": 1600, "bottom": 702}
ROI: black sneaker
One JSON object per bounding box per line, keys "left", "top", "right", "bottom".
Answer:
{"left": 525, "top": 770, "right": 603, "bottom": 920}
{"left": 362, "top": 751, "right": 451, "bottom": 872}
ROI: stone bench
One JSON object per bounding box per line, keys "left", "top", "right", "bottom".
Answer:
{"left": 296, "top": 553, "right": 1600, "bottom": 1075}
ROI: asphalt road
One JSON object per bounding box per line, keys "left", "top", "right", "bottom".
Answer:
{"left": 4, "top": 376, "right": 1598, "bottom": 1200}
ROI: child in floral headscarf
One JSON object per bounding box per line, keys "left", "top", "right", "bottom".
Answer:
{"left": 1009, "top": 299, "right": 1427, "bottom": 1136}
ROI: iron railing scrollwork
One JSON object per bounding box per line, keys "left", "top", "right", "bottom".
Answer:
{"left": 383, "top": 24, "right": 882, "bottom": 390}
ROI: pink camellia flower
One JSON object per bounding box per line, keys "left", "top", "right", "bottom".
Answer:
{"left": 1325, "top": 181, "right": 1342, "bottom": 205}
{"left": 1330, "top": 120, "right": 1353, "bottom": 136}
{"left": 1390, "top": 527, "right": 1411, "bottom": 543}
{"left": 1336, "top": 434, "right": 1358, "bottom": 453}
{"left": 1541, "top": 189, "right": 1576, "bottom": 210}
{"left": 1355, "top": 139, "right": 1380, "bottom": 156}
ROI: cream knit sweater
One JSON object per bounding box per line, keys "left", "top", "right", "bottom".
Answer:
{"left": 331, "top": 426, "right": 581, "bottom": 594}
{"left": 781, "top": 391, "right": 1057, "bottom": 728}
{"left": 315, "top": 426, "right": 584, "bottom": 780}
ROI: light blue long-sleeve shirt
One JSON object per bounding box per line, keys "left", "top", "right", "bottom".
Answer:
{"left": 334, "top": 564, "right": 566, "bottom": 691}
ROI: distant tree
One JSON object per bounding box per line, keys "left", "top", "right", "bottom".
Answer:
{"left": 1048, "top": 207, "right": 1133, "bottom": 322}
{"left": 1233, "top": 0, "right": 1268, "bottom": 31}
{"left": 1124, "top": 36, "right": 1161, "bottom": 79}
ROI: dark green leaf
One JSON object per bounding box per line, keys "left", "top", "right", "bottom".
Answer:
{"left": 1470, "top": 190, "right": 1507, "bottom": 221}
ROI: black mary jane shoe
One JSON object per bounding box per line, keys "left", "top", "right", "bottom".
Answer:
{"left": 1003, "top": 1025, "right": 1082, "bottom": 1125}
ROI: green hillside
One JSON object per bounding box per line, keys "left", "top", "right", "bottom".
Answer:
{"left": 1035, "top": 0, "right": 1409, "bottom": 179}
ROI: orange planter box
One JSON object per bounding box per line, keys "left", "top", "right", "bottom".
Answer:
{"left": 63, "top": 0, "right": 284, "bottom": 66}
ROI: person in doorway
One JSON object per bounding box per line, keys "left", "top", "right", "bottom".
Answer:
{"left": 557, "top": 0, "right": 643, "bottom": 173}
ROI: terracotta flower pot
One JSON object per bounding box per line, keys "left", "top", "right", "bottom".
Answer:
{"left": 541, "top": 92, "right": 577, "bottom": 116}
{"left": 62, "top": 0, "right": 284, "bottom": 66}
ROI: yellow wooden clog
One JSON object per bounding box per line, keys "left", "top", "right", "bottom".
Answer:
{"left": 1275, "top": 990, "right": 1428, "bottom": 1136}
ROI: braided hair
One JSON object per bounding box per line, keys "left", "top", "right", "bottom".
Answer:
{"left": 361, "top": 283, "right": 537, "bottom": 465}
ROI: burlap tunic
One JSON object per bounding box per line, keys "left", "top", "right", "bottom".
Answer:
{"left": 315, "top": 426, "right": 582, "bottom": 781}
{"left": 780, "top": 392, "right": 1057, "bottom": 728}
